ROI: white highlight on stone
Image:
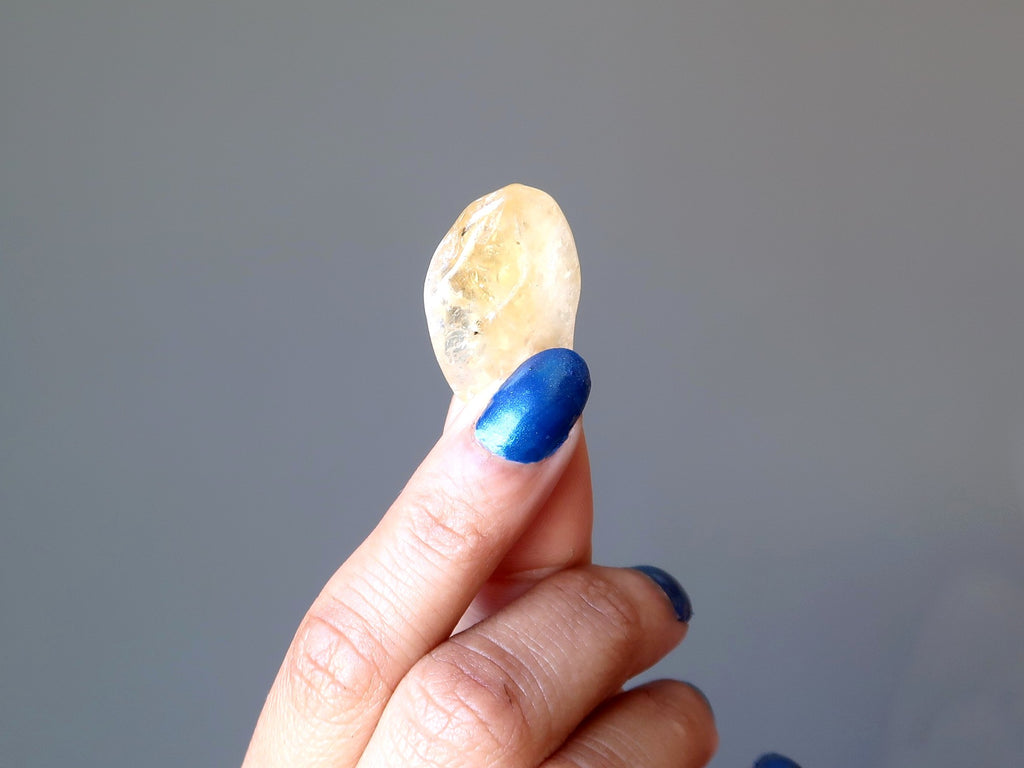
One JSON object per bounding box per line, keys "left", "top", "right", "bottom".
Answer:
{"left": 424, "top": 184, "right": 581, "bottom": 400}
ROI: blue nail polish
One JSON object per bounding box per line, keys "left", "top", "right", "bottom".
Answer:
{"left": 475, "top": 348, "right": 590, "bottom": 463}
{"left": 754, "top": 753, "right": 803, "bottom": 768}
{"left": 629, "top": 565, "right": 693, "bottom": 623}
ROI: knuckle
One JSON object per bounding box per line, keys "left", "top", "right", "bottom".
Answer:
{"left": 399, "top": 646, "right": 528, "bottom": 761}
{"left": 556, "top": 568, "right": 646, "bottom": 650}
{"left": 284, "top": 602, "right": 389, "bottom": 723}
{"left": 399, "top": 482, "right": 490, "bottom": 566}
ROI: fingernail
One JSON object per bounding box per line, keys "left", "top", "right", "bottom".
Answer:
{"left": 629, "top": 565, "right": 693, "bottom": 623}
{"left": 753, "top": 753, "right": 803, "bottom": 768}
{"left": 475, "top": 348, "right": 591, "bottom": 463}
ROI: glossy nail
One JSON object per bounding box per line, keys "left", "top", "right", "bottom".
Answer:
{"left": 754, "top": 753, "right": 803, "bottom": 768}
{"left": 630, "top": 565, "right": 693, "bottom": 622}
{"left": 474, "top": 348, "right": 590, "bottom": 463}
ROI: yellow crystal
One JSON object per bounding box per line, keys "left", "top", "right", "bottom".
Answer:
{"left": 424, "top": 183, "right": 581, "bottom": 400}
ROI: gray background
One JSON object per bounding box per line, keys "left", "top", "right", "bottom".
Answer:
{"left": 2, "top": 2, "right": 1023, "bottom": 766}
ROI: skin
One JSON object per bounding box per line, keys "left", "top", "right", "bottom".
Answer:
{"left": 243, "top": 391, "right": 718, "bottom": 768}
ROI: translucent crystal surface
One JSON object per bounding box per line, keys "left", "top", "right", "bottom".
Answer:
{"left": 424, "top": 183, "right": 581, "bottom": 400}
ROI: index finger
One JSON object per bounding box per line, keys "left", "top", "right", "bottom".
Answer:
{"left": 244, "top": 349, "right": 590, "bottom": 768}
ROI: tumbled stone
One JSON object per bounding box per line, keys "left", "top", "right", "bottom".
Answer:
{"left": 424, "top": 183, "right": 581, "bottom": 400}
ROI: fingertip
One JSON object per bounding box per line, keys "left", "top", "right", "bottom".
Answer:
{"left": 679, "top": 681, "right": 714, "bottom": 723}
{"left": 474, "top": 348, "right": 590, "bottom": 463}
{"left": 629, "top": 565, "right": 693, "bottom": 623}
{"left": 753, "top": 752, "right": 803, "bottom": 768}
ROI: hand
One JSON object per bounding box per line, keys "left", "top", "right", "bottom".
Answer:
{"left": 243, "top": 349, "right": 791, "bottom": 767}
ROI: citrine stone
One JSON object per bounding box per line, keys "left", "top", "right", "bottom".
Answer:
{"left": 424, "top": 184, "right": 581, "bottom": 400}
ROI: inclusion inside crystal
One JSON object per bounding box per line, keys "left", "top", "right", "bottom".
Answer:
{"left": 424, "top": 183, "right": 581, "bottom": 401}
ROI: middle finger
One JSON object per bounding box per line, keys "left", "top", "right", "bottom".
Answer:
{"left": 358, "top": 565, "right": 692, "bottom": 768}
